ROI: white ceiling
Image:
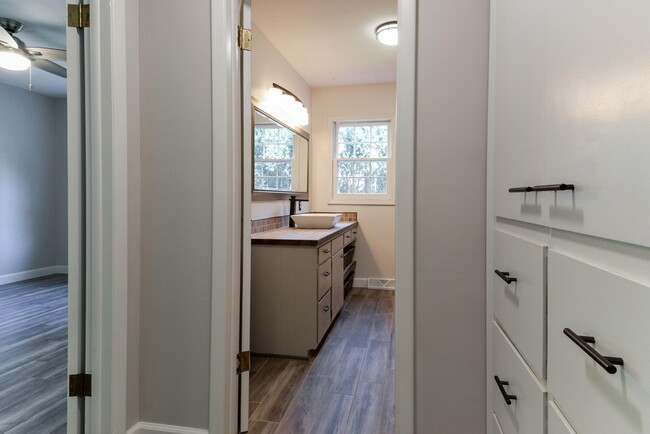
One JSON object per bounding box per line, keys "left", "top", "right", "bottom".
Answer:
{"left": 0, "top": 0, "right": 397, "bottom": 98}
{"left": 253, "top": 0, "right": 398, "bottom": 87}
{"left": 0, "top": 0, "right": 67, "bottom": 98}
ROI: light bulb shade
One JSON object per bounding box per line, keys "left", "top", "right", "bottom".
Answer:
{"left": 376, "top": 21, "right": 398, "bottom": 46}
{"left": 0, "top": 48, "right": 30, "bottom": 71}
{"left": 267, "top": 87, "right": 282, "bottom": 102}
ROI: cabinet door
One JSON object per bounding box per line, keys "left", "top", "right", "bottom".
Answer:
{"left": 542, "top": 0, "right": 650, "bottom": 248}
{"left": 317, "top": 290, "right": 332, "bottom": 343}
{"left": 548, "top": 251, "right": 650, "bottom": 433}
{"left": 318, "top": 259, "right": 332, "bottom": 301}
{"left": 492, "top": 321, "right": 545, "bottom": 434}
{"left": 493, "top": 230, "right": 547, "bottom": 381}
{"left": 491, "top": 0, "right": 550, "bottom": 226}
{"left": 331, "top": 248, "right": 345, "bottom": 317}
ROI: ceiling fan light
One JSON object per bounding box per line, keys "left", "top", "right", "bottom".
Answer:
{"left": 376, "top": 21, "right": 398, "bottom": 46}
{"left": 0, "top": 49, "right": 30, "bottom": 71}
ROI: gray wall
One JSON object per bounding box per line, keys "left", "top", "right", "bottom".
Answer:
{"left": 414, "top": 0, "right": 489, "bottom": 432}
{"left": 137, "top": 0, "right": 213, "bottom": 428}
{"left": 0, "top": 82, "right": 67, "bottom": 278}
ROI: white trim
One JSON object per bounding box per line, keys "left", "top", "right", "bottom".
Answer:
{"left": 126, "top": 422, "right": 209, "bottom": 434}
{"left": 395, "top": 0, "right": 416, "bottom": 433}
{"left": 208, "top": 0, "right": 240, "bottom": 433}
{"left": 0, "top": 266, "right": 68, "bottom": 286}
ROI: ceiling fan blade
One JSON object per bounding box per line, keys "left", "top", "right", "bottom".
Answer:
{"left": 27, "top": 47, "right": 66, "bottom": 62}
{"left": 0, "top": 25, "right": 18, "bottom": 48}
{"left": 32, "top": 58, "right": 67, "bottom": 78}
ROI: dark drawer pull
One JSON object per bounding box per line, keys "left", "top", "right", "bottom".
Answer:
{"left": 323, "top": 272, "right": 331, "bottom": 277}
{"left": 532, "top": 183, "right": 574, "bottom": 192}
{"left": 494, "top": 376, "right": 517, "bottom": 405}
{"left": 508, "top": 186, "right": 533, "bottom": 193}
{"left": 323, "top": 248, "right": 331, "bottom": 253}
{"left": 563, "top": 328, "right": 624, "bottom": 374}
{"left": 494, "top": 269, "right": 517, "bottom": 284}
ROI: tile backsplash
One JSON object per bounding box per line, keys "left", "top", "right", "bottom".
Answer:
{"left": 251, "top": 212, "right": 357, "bottom": 234}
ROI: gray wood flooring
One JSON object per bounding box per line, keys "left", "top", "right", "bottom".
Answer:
{"left": 249, "top": 288, "right": 396, "bottom": 434}
{"left": 0, "top": 274, "right": 68, "bottom": 433}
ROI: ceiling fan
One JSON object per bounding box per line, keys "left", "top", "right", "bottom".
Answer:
{"left": 0, "top": 17, "right": 66, "bottom": 78}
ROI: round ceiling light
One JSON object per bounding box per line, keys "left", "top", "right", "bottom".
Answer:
{"left": 376, "top": 21, "right": 398, "bottom": 46}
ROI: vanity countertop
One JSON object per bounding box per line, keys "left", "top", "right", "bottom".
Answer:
{"left": 251, "top": 221, "right": 358, "bottom": 246}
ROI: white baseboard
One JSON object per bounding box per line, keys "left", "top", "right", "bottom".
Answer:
{"left": 353, "top": 277, "right": 396, "bottom": 290}
{"left": 126, "top": 422, "right": 209, "bottom": 434}
{"left": 0, "top": 265, "right": 69, "bottom": 286}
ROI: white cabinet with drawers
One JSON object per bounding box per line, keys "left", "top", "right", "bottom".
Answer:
{"left": 488, "top": 0, "right": 650, "bottom": 432}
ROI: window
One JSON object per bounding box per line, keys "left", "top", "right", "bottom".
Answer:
{"left": 332, "top": 120, "right": 393, "bottom": 203}
{"left": 254, "top": 124, "right": 295, "bottom": 191}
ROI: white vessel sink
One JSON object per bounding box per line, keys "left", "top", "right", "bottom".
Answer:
{"left": 291, "top": 213, "right": 342, "bottom": 229}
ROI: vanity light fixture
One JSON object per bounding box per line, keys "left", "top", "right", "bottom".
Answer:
{"left": 0, "top": 45, "right": 30, "bottom": 71}
{"left": 375, "top": 21, "right": 398, "bottom": 46}
{"left": 266, "top": 83, "right": 309, "bottom": 126}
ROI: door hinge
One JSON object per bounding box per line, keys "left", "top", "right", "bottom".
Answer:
{"left": 69, "top": 373, "right": 92, "bottom": 397}
{"left": 238, "top": 27, "right": 252, "bottom": 51}
{"left": 68, "top": 4, "right": 90, "bottom": 28}
{"left": 237, "top": 351, "right": 251, "bottom": 374}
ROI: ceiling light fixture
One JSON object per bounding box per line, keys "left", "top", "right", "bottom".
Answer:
{"left": 375, "top": 21, "right": 398, "bottom": 46}
{"left": 0, "top": 46, "right": 30, "bottom": 71}
{"left": 265, "top": 83, "right": 309, "bottom": 126}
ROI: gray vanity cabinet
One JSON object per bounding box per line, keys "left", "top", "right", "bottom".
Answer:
{"left": 251, "top": 234, "right": 345, "bottom": 358}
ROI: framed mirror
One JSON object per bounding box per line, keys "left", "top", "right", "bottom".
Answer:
{"left": 253, "top": 107, "right": 309, "bottom": 197}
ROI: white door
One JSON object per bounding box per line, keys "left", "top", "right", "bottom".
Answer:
{"left": 239, "top": 0, "right": 253, "bottom": 431}
{"left": 66, "top": 3, "right": 87, "bottom": 432}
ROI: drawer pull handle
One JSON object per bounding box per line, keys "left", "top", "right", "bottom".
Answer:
{"left": 346, "top": 234, "right": 352, "bottom": 238}
{"left": 323, "top": 248, "right": 331, "bottom": 253}
{"left": 532, "top": 183, "right": 574, "bottom": 192}
{"left": 494, "top": 376, "right": 517, "bottom": 405}
{"left": 494, "top": 269, "right": 517, "bottom": 284}
{"left": 508, "top": 186, "right": 534, "bottom": 193}
{"left": 509, "top": 184, "right": 575, "bottom": 193}
{"left": 323, "top": 272, "right": 331, "bottom": 277}
{"left": 563, "top": 328, "right": 624, "bottom": 374}
{"left": 324, "top": 305, "right": 330, "bottom": 312}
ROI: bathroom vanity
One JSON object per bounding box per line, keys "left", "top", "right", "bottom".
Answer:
{"left": 250, "top": 222, "right": 357, "bottom": 358}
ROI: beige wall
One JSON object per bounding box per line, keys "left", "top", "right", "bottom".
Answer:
{"left": 311, "top": 83, "right": 396, "bottom": 283}
{"left": 414, "top": 0, "right": 489, "bottom": 431}
{"left": 251, "top": 24, "right": 312, "bottom": 220}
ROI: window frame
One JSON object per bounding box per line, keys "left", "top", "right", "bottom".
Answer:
{"left": 330, "top": 118, "right": 395, "bottom": 205}
{"left": 253, "top": 123, "right": 296, "bottom": 191}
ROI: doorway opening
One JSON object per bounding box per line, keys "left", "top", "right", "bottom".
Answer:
{"left": 0, "top": 6, "right": 72, "bottom": 432}
{"left": 243, "top": 1, "right": 398, "bottom": 432}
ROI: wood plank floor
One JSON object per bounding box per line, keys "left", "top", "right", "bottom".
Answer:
{"left": 0, "top": 274, "right": 68, "bottom": 433}
{"left": 249, "top": 288, "right": 396, "bottom": 434}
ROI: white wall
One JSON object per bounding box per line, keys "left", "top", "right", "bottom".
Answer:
{"left": 0, "top": 83, "right": 67, "bottom": 281}
{"left": 310, "top": 83, "right": 396, "bottom": 282}
{"left": 136, "top": 0, "right": 213, "bottom": 429}
{"left": 413, "top": 0, "right": 489, "bottom": 432}
{"left": 251, "top": 24, "right": 312, "bottom": 220}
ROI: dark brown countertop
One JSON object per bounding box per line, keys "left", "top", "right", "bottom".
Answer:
{"left": 251, "top": 221, "right": 358, "bottom": 246}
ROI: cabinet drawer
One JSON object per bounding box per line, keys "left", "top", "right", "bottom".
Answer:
{"left": 548, "top": 401, "right": 576, "bottom": 434}
{"left": 343, "top": 228, "right": 357, "bottom": 246}
{"left": 493, "top": 230, "right": 547, "bottom": 380}
{"left": 317, "top": 289, "right": 332, "bottom": 343}
{"left": 318, "top": 242, "right": 333, "bottom": 265}
{"left": 492, "top": 321, "right": 545, "bottom": 434}
{"left": 548, "top": 251, "right": 650, "bottom": 433}
{"left": 492, "top": 413, "right": 505, "bottom": 434}
{"left": 331, "top": 235, "right": 344, "bottom": 255}
{"left": 318, "top": 259, "right": 332, "bottom": 300}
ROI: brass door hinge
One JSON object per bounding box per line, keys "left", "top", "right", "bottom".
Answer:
{"left": 237, "top": 351, "right": 251, "bottom": 374}
{"left": 68, "top": 4, "right": 90, "bottom": 28}
{"left": 69, "top": 373, "right": 92, "bottom": 397}
{"left": 238, "top": 27, "right": 252, "bottom": 51}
